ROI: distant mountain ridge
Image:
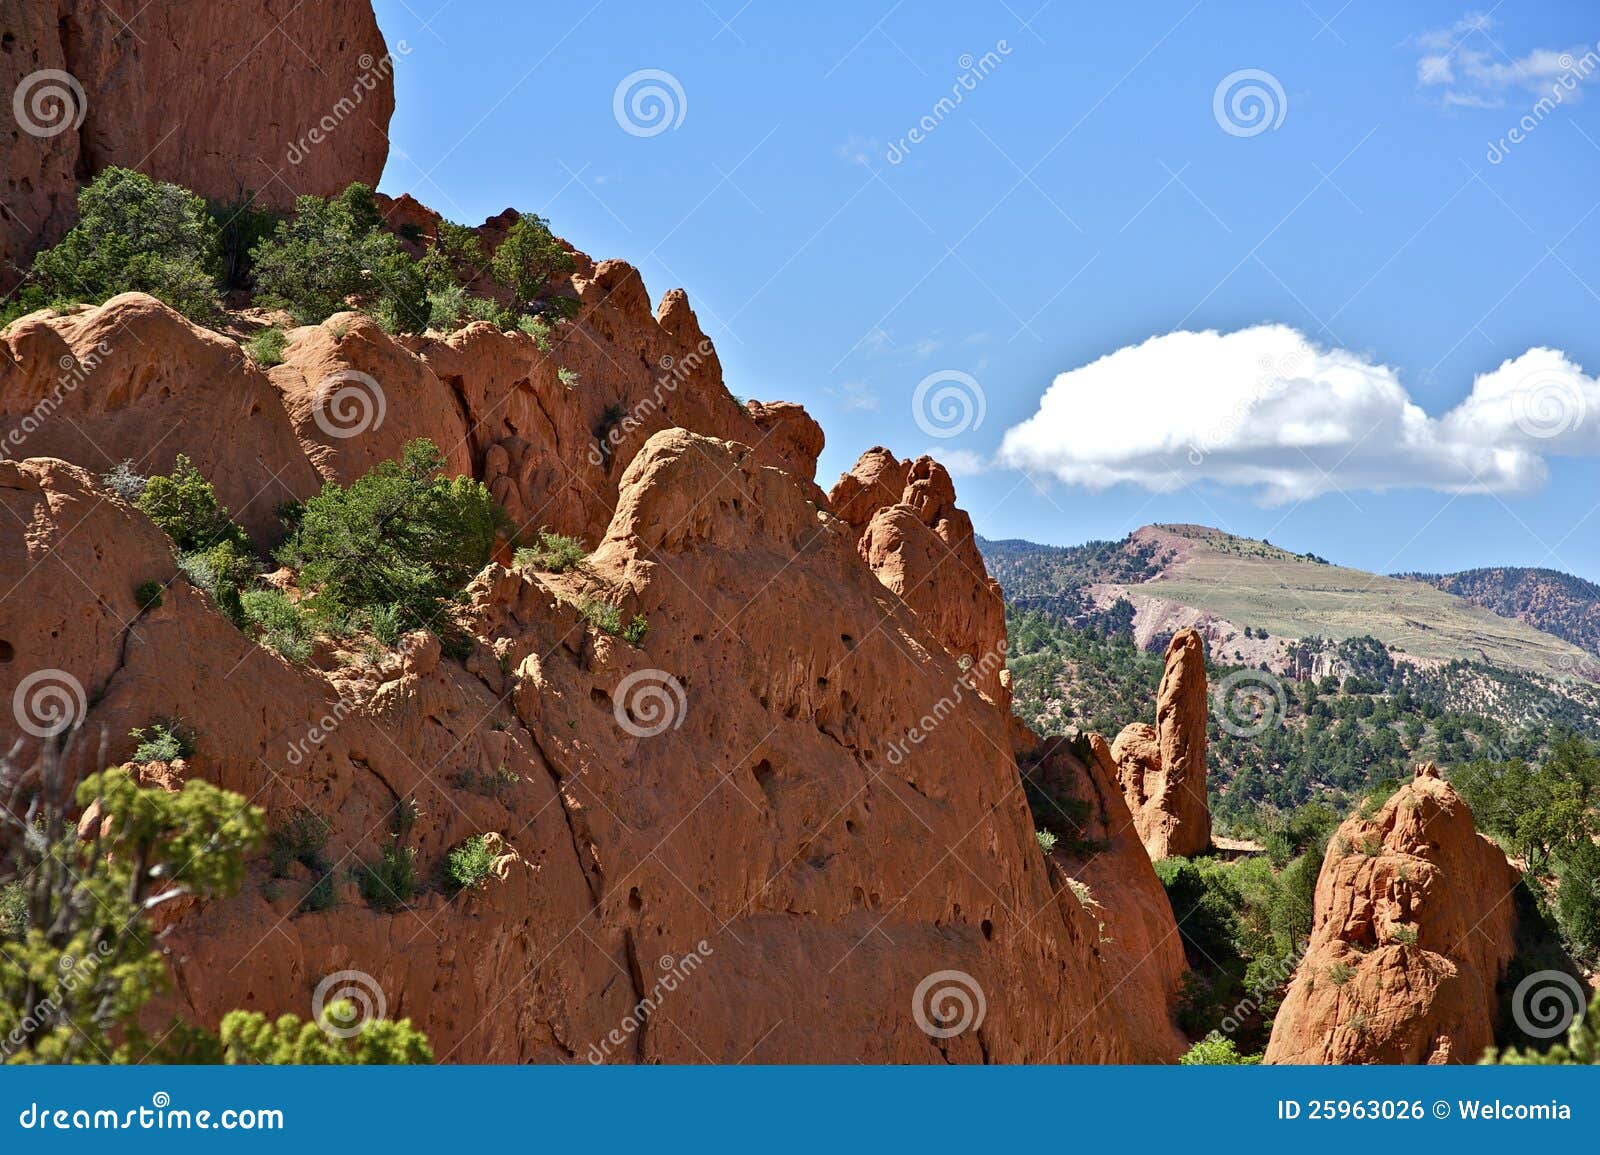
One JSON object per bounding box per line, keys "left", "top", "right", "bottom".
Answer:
{"left": 1399, "top": 566, "right": 1600, "bottom": 662}
{"left": 979, "top": 524, "right": 1597, "bottom": 682}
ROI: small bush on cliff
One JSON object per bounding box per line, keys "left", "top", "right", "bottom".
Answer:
{"left": 14, "top": 167, "right": 222, "bottom": 322}
{"left": 244, "top": 325, "right": 288, "bottom": 366}
{"left": 492, "top": 215, "right": 577, "bottom": 319}
{"left": 279, "top": 438, "right": 506, "bottom": 631}
{"left": 129, "top": 720, "right": 194, "bottom": 764}
{"left": 251, "top": 183, "right": 410, "bottom": 324}
{"left": 138, "top": 454, "right": 252, "bottom": 554}
{"left": 357, "top": 841, "right": 417, "bottom": 911}
{"left": 240, "top": 589, "right": 317, "bottom": 662}
{"left": 268, "top": 807, "right": 332, "bottom": 877}
{"left": 515, "top": 530, "right": 586, "bottom": 573}
{"left": 445, "top": 834, "right": 497, "bottom": 891}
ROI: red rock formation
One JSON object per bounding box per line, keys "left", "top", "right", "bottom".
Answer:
{"left": 1113, "top": 628, "right": 1211, "bottom": 859}
{"left": 1264, "top": 764, "right": 1520, "bottom": 1064}
{"left": 828, "top": 448, "right": 1011, "bottom": 711}
{"left": 0, "top": 432, "right": 1182, "bottom": 1063}
{"left": 0, "top": 293, "right": 321, "bottom": 547}
{"left": 2, "top": 1, "right": 393, "bottom": 289}
{"left": 1016, "top": 728, "right": 1188, "bottom": 1054}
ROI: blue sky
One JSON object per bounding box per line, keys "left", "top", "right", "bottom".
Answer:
{"left": 373, "top": 0, "right": 1600, "bottom": 580}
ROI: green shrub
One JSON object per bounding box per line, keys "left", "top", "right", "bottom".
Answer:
{"left": 251, "top": 183, "right": 411, "bottom": 325}
{"left": 134, "top": 580, "right": 164, "bottom": 610}
{"left": 1035, "top": 829, "right": 1058, "bottom": 853}
{"left": 514, "top": 530, "right": 586, "bottom": 573}
{"left": 1328, "top": 961, "right": 1355, "bottom": 986}
{"left": 1557, "top": 840, "right": 1600, "bottom": 955}
{"left": 0, "top": 880, "right": 25, "bottom": 937}
{"left": 357, "top": 841, "right": 416, "bottom": 911}
{"left": 281, "top": 439, "right": 506, "bottom": 629}
{"left": 518, "top": 313, "right": 553, "bottom": 350}
{"left": 1179, "top": 1031, "right": 1262, "bottom": 1065}
{"left": 138, "top": 455, "right": 252, "bottom": 554}
{"left": 298, "top": 874, "right": 338, "bottom": 914}
{"left": 244, "top": 325, "right": 288, "bottom": 366}
{"left": 620, "top": 615, "right": 649, "bottom": 646}
{"left": 557, "top": 366, "right": 580, "bottom": 388}
{"left": 220, "top": 1005, "right": 432, "bottom": 1064}
{"left": 240, "top": 589, "right": 316, "bottom": 662}
{"left": 1388, "top": 924, "right": 1419, "bottom": 945}
{"left": 491, "top": 215, "right": 576, "bottom": 318}
{"left": 448, "top": 766, "right": 520, "bottom": 802}
{"left": 207, "top": 196, "right": 283, "bottom": 290}
{"left": 268, "top": 807, "right": 332, "bottom": 877}
{"left": 363, "top": 602, "right": 404, "bottom": 647}
{"left": 16, "top": 168, "right": 221, "bottom": 322}
{"left": 129, "top": 720, "right": 193, "bottom": 764}
{"left": 445, "top": 834, "right": 497, "bottom": 891}
{"left": 577, "top": 597, "right": 620, "bottom": 634}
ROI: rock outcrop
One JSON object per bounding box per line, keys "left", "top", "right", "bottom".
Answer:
{"left": 2, "top": 0, "right": 393, "bottom": 288}
{"left": 829, "top": 448, "right": 1010, "bottom": 711}
{"left": 0, "top": 293, "right": 322, "bottom": 546}
{"left": 1016, "top": 728, "right": 1189, "bottom": 1055}
{"left": 1264, "top": 764, "right": 1521, "bottom": 1064}
{"left": 1113, "top": 628, "right": 1211, "bottom": 859}
{"left": 0, "top": 238, "right": 1185, "bottom": 1062}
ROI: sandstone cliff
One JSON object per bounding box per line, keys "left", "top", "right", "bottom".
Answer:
{"left": 829, "top": 447, "right": 1010, "bottom": 712}
{"left": 0, "top": 275, "right": 1181, "bottom": 1062}
{"left": 2, "top": 0, "right": 393, "bottom": 289}
{"left": 1264, "top": 763, "right": 1520, "bottom": 1064}
{"left": 1112, "top": 628, "right": 1211, "bottom": 859}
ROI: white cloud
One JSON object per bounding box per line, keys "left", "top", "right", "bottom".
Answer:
{"left": 930, "top": 447, "right": 988, "bottom": 477}
{"left": 827, "top": 380, "right": 880, "bottom": 412}
{"left": 1413, "top": 12, "right": 1595, "bottom": 108}
{"left": 996, "top": 324, "right": 1597, "bottom": 504}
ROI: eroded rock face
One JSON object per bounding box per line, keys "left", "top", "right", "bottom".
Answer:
{"left": 0, "top": 294, "right": 321, "bottom": 547}
{"left": 0, "top": 209, "right": 1188, "bottom": 1060}
{"left": 2, "top": 1, "right": 394, "bottom": 289}
{"left": 828, "top": 448, "right": 1010, "bottom": 711}
{"left": 1264, "top": 764, "right": 1520, "bottom": 1065}
{"left": 1113, "top": 628, "right": 1211, "bottom": 859}
{"left": 0, "top": 432, "right": 1180, "bottom": 1063}
{"left": 1016, "top": 728, "right": 1188, "bottom": 1055}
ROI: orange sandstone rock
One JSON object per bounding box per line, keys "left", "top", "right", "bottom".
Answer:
{"left": 1264, "top": 764, "right": 1520, "bottom": 1065}
{"left": 1113, "top": 628, "right": 1211, "bottom": 859}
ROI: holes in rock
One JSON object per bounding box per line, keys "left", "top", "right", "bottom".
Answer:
{"left": 815, "top": 676, "right": 828, "bottom": 689}
{"left": 589, "top": 687, "right": 610, "bottom": 708}
{"left": 628, "top": 886, "right": 642, "bottom": 912}
{"left": 0, "top": 640, "right": 13, "bottom": 662}
{"left": 981, "top": 919, "right": 994, "bottom": 942}
{"left": 840, "top": 633, "right": 855, "bottom": 650}
{"left": 751, "top": 758, "right": 777, "bottom": 805}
